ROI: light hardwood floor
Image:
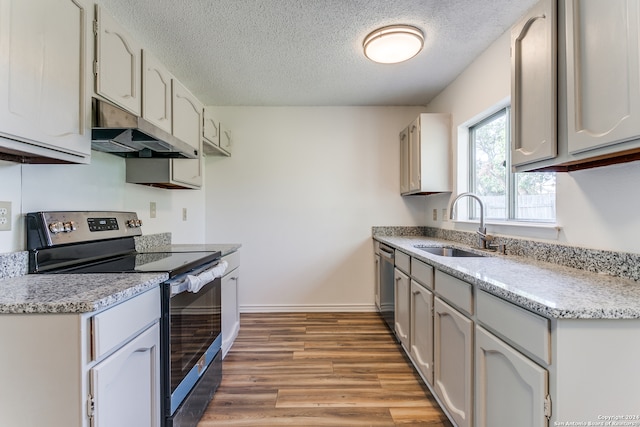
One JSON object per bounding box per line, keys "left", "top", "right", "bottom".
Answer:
{"left": 199, "top": 312, "right": 452, "bottom": 426}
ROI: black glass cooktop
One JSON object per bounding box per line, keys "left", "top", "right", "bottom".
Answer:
{"left": 53, "top": 251, "right": 221, "bottom": 278}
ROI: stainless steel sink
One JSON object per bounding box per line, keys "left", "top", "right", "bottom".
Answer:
{"left": 415, "top": 246, "right": 485, "bottom": 257}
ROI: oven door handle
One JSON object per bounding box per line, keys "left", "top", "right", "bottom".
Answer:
{"left": 171, "top": 260, "right": 228, "bottom": 296}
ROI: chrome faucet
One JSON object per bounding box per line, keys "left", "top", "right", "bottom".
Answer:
{"left": 449, "top": 192, "right": 494, "bottom": 249}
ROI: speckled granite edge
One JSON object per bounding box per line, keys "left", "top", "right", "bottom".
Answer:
{"left": 0, "top": 273, "right": 168, "bottom": 314}
{"left": 373, "top": 226, "right": 640, "bottom": 282}
{"left": 135, "top": 232, "right": 172, "bottom": 252}
{"left": 372, "top": 226, "right": 430, "bottom": 237}
{"left": 0, "top": 252, "right": 28, "bottom": 279}
{"left": 376, "top": 235, "right": 640, "bottom": 319}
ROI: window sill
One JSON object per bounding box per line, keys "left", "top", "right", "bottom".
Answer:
{"left": 448, "top": 219, "right": 561, "bottom": 241}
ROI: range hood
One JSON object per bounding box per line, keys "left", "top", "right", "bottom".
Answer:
{"left": 91, "top": 98, "right": 198, "bottom": 159}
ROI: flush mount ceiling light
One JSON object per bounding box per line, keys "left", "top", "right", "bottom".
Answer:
{"left": 363, "top": 25, "right": 424, "bottom": 64}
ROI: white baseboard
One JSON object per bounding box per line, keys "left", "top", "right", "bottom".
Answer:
{"left": 239, "top": 303, "right": 378, "bottom": 313}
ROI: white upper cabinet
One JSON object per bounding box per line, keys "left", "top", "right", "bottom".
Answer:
{"left": 172, "top": 79, "right": 202, "bottom": 152}
{"left": 514, "top": 0, "right": 640, "bottom": 172}
{"left": 142, "top": 50, "right": 172, "bottom": 134}
{"left": 94, "top": 5, "right": 141, "bottom": 116}
{"left": 400, "top": 113, "right": 451, "bottom": 195}
{"left": 565, "top": 0, "right": 640, "bottom": 154}
{"left": 399, "top": 127, "right": 409, "bottom": 194}
{"left": 0, "top": 0, "right": 91, "bottom": 163}
{"left": 511, "top": 0, "right": 557, "bottom": 167}
{"left": 203, "top": 107, "right": 232, "bottom": 157}
{"left": 220, "top": 125, "right": 233, "bottom": 155}
{"left": 171, "top": 79, "right": 203, "bottom": 187}
{"left": 408, "top": 117, "right": 421, "bottom": 192}
{"left": 203, "top": 107, "right": 221, "bottom": 148}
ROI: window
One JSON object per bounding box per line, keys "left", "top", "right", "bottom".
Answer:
{"left": 469, "top": 107, "right": 555, "bottom": 221}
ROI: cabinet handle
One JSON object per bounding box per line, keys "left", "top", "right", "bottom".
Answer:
{"left": 518, "top": 14, "right": 546, "bottom": 41}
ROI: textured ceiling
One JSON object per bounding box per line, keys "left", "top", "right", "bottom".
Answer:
{"left": 97, "top": 0, "right": 537, "bottom": 106}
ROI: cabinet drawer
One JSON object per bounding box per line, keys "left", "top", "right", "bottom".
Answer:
{"left": 434, "top": 270, "right": 473, "bottom": 315}
{"left": 92, "top": 287, "right": 161, "bottom": 361}
{"left": 476, "top": 290, "right": 550, "bottom": 364}
{"left": 223, "top": 250, "right": 240, "bottom": 274}
{"left": 395, "top": 251, "right": 410, "bottom": 274}
{"left": 411, "top": 258, "right": 434, "bottom": 289}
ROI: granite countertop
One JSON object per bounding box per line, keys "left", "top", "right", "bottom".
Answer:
{"left": 375, "top": 236, "right": 640, "bottom": 320}
{"left": 0, "top": 273, "right": 168, "bottom": 314}
{"left": 0, "top": 240, "right": 240, "bottom": 315}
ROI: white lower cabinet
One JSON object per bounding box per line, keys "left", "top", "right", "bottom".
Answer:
{"left": 91, "top": 323, "right": 160, "bottom": 427}
{"left": 374, "top": 241, "right": 640, "bottom": 427}
{"left": 410, "top": 279, "right": 433, "bottom": 385}
{"left": 434, "top": 296, "right": 473, "bottom": 427}
{"left": 475, "top": 325, "right": 548, "bottom": 427}
{"left": 394, "top": 267, "right": 411, "bottom": 351}
{"left": 0, "top": 287, "right": 160, "bottom": 427}
{"left": 221, "top": 250, "right": 241, "bottom": 358}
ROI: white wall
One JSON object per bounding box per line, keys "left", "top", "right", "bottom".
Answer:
{"left": 424, "top": 30, "right": 640, "bottom": 254}
{"left": 0, "top": 151, "right": 206, "bottom": 253}
{"left": 204, "top": 106, "right": 427, "bottom": 311}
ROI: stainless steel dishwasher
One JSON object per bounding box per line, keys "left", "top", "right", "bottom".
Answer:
{"left": 377, "top": 244, "right": 395, "bottom": 333}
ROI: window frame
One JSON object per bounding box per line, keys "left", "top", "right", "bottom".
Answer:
{"left": 468, "top": 106, "right": 555, "bottom": 223}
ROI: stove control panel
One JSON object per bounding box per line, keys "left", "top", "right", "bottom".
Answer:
{"left": 87, "top": 217, "right": 120, "bottom": 232}
{"left": 26, "top": 211, "right": 143, "bottom": 249}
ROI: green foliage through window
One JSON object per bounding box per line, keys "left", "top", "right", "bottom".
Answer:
{"left": 469, "top": 108, "right": 555, "bottom": 221}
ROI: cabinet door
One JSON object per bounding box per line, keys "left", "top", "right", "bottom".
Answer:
{"left": 172, "top": 79, "right": 202, "bottom": 151}
{"left": 399, "top": 127, "right": 409, "bottom": 194}
{"left": 202, "top": 106, "right": 220, "bottom": 147}
{"left": 566, "top": 0, "right": 640, "bottom": 154}
{"left": 434, "top": 297, "right": 473, "bottom": 427}
{"left": 91, "top": 322, "right": 160, "bottom": 427}
{"left": 511, "top": 0, "right": 557, "bottom": 166}
{"left": 475, "top": 326, "right": 549, "bottom": 427}
{"left": 408, "top": 118, "right": 421, "bottom": 192}
{"left": 0, "top": 0, "right": 90, "bottom": 161}
{"left": 142, "top": 50, "right": 172, "bottom": 134}
{"left": 221, "top": 125, "right": 233, "bottom": 154}
{"left": 410, "top": 280, "right": 433, "bottom": 385}
{"left": 221, "top": 267, "right": 240, "bottom": 358}
{"left": 394, "top": 267, "right": 411, "bottom": 350}
{"left": 171, "top": 79, "right": 202, "bottom": 187}
{"left": 95, "top": 5, "right": 141, "bottom": 116}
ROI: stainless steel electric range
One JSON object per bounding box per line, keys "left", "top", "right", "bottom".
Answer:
{"left": 26, "top": 211, "right": 225, "bottom": 427}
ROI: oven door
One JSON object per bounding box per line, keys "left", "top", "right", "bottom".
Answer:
{"left": 162, "top": 268, "right": 222, "bottom": 418}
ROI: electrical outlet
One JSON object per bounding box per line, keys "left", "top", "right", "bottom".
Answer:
{"left": 150, "top": 202, "right": 157, "bottom": 218}
{"left": 0, "top": 201, "right": 11, "bottom": 231}
{"left": 432, "top": 209, "right": 437, "bottom": 221}
{"left": 182, "top": 208, "right": 187, "bottom": 221}
{"left": 442, "top": 208, "right": 448, "bottom": 221}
